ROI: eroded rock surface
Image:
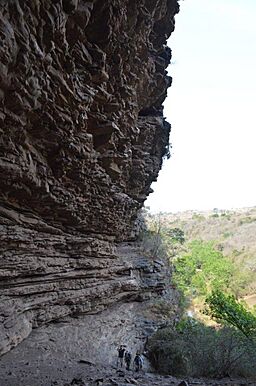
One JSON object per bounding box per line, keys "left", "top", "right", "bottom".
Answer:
{"left": 0, "top": 0, "right": 179, "bottom": 367}
{"left": 0, "top": 0, "right": 178, "bottom": 235}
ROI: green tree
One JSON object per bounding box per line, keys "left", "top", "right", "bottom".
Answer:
{"left": 204, "top": 290, "right": 256, "bottom": 338}
{"left": 173, "top": 241, "right": 234, "bottom": 298}
{"left": 167, "top": 227, "right": 185, "bottom": 244}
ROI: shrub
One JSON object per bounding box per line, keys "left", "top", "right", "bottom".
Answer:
{"left": 147, "top": 319, "right": 256, "bottom": 378}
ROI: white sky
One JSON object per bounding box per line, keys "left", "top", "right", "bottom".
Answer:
{"left": 146, "top": 0, "right": 256, "bottom": 213}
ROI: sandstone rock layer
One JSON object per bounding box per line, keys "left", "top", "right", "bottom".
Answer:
{"left": 0, "top": 0, "right": 179, "bottom": 357}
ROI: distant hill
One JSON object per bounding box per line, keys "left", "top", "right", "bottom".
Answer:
{"left": 149, "top": 207, "right": 256, "bottom": 296}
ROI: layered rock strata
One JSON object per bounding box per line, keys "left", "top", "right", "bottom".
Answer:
{"left": 0, "top": 0, "right": 179, "bottom": 358}
{"left": 0, "top": 243, "right": 181, "bottom": 386}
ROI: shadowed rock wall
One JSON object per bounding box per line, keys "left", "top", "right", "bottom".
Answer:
{"left": 0, "top": 0, "right": 179, "bottom": 358}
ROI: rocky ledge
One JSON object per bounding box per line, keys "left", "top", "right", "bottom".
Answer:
{"left": 0, "top": 0, "right": 179, "bottom": 373}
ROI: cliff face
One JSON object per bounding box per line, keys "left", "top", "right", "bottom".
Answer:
{"left": 0, "top": 0, "right": 179, "bottom": 362}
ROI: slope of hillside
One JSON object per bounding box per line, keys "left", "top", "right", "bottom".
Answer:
{"left": 149, "top": 207, "right": 256, "bottom": 295}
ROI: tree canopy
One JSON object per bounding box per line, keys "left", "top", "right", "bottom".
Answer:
{"left": 173, "top": 240, "right": 235, "bottom": 298}
{"left": 204, "top": 290, "right": 256, "bottom": 338}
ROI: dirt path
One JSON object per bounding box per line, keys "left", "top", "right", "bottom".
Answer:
{"left": 1, "top": 361, "right": 254, "bottom": 386}
{"left": 62, "top": 365, "right": 256, "bottom": 386}
{"left": 243, "top": 294, "right": 256, "bottom": 307}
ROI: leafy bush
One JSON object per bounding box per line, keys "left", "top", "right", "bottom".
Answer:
{"left": 222, "top": 232, "right": 233, "bottom": 239}
{"left": 192, "top": 213, "right": 205, "bottom": 221}
{"left": 239, "top": 216, "right": 256, "bottom": 225}
{"left": 147, "top": 319, "right": 256, "bottom": 378}
{"left": 167, "top": 228, "right": 185, "bottom": 245}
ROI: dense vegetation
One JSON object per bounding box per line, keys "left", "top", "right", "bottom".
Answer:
{"left": 143, "top": 207, "right": 256, "bottom": 306}
{"left": 143, "top": 207, "right": 256, "bottom": 378}
{"left": 148, "top": 319, "right": 256, "bottom": 378}
{"left": 165, "top": 207, "right": 256, "bottom": 295}
{"left": 173, "top": 241, "right": 235, "bottom": 296}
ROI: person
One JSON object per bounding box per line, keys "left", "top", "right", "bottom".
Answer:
{"left": 117, "top": 345, "right": 126, "bottom": 368}
{"left": 133, "top": 352, "right": 143, "bottom": 372}
{"left": 124, "top": 350, "right": 132, "bottom": 370}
